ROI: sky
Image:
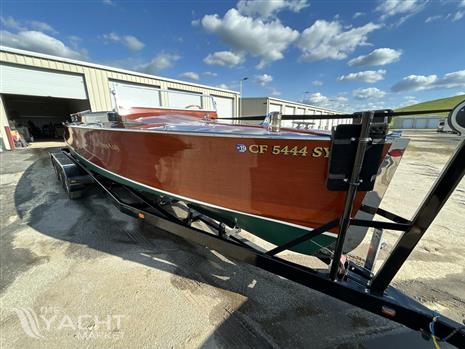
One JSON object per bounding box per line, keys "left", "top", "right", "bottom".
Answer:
{"left": 1, "top": 0, "right": 465, "bottom": 112}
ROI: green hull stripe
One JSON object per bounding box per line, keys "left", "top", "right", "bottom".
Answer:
{"left": 70, "top": 149, "right": 336, "bottom": 255}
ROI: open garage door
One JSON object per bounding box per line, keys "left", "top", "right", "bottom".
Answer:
{"left": 212, "top": 95, "right": 234, "bottom": 118}
{"left": 0, "top": 64, "right": 87, "bottom": 100}
{"left": 2, "top": 94, "right": 90, "bottom": 146}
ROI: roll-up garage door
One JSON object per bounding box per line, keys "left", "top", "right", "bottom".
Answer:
{"left": 415, "top": 118, "right": 427, "bottom": 129}
{"left": 212, "top": 95, "right": 234, "bottom": 117}
{"left": 402, "top": 119, "right": 414, "bottom": 128}
{"left": 109, "top": 81, "right": 161, "bottom": 108}
{"left": 284, "top": 106, "right": 295, "bottom": 115}
{"left": 283, "top": 106, "right": 295, "bottom": 127}
{"left": 0, "top": 64, "right": 87, "bottom": 99}
{"left": 269, "top": 104, "right": 282, "bottom": 113}
{"left": 168, "top": 89, "right": 203, "bottom": 109}
{"left": 428, "top": 118, "right": 440, "bottom": 128}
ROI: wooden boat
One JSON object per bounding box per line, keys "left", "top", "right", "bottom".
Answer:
{"left": 53, "top": 100, "right": 465, "bottom": 348}
{"left": 64, "top": 91, "right": 408, "bottom": 255}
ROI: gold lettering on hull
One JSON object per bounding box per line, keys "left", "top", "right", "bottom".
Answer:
{"left": 239, "top": 144, "right": 329, "bottom": 157}
{"left": 248, "top": 145, "right": 269, "bottom": 154}
{"left": 311, "top": 147, "right": 330, "bottom": 158}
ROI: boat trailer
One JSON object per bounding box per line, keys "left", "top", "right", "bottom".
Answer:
{"left": 50, "top": 108, "right": 465, "bottom": 348}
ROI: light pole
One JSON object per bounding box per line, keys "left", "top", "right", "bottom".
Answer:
{"left": 239, "top": 77, "right": 248, "bottom": 120}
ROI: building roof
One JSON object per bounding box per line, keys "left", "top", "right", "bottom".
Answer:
{"left": 0, "top": 46, "right": 239, "bottom": 95}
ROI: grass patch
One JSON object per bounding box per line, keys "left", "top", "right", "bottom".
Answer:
{"left": 395, "top": 94, "right": 465, "bottom": 117}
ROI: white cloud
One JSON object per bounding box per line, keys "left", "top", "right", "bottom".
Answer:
{"left": 68, "top": 35, "right": 82, "bottom": 49}
{"left": 425, "top": 15, "right": 442, "bottom": 23}
{"left": 203, "top": 71, "right": 218, "bottom": 77}
{"left": 312, "top": 80, "right": 323, "bottom": 86}
{"left": 123, "top": 35, "right": 145, "bottom": 51}
{"left": 29, "top": 20, "right": 57, "bottom": 34}
{"left": 216, "top": 83, "right": 230, "bottom": 89}
{"left": 400, "top": 95, "right": 419, "bottom": 106}
{"left": 255, "top": 73, "right": 273, "bottom": 86}
{"left": 136, "top": 53, "right": 181, "bottom": 74}
{"left": 337, "top": 69, "right": 386, "bottom": 83}
{"left": 297, "top": 20, "right": 381, "bottom": 61}
{"left": 353, "top": 12, "right": 365, "bottom": 19}
{"left": 392, "top": 74, "right": 437, "bottom": 92}
{"left": 355, "top": 101, "right": 386, "bottom": 110}
{"left": 348, "top": 48, "right": 402, "bottom": 67}
{"left": 426, "top": 4, "right": 465, "bottom": 24}
{"left": 270, "top": 88, "right": 281, "bottom": 96}
{"left": 452, "top": 10, "right": 464, "bottom": 21}
{"left": 1, "top": 30, "right": 86, "bottom": 59}
{"left": 376, "top": 0, "right": 428, "bottom": 21}
{"left": 103, "top": 32, "right": 145, "bottom": 51}
{"left": 306, "top": 92, "right": 329, "bottom": 105}
{"left": 203, "top": 50, "right": 245, "bottom": 67}
{"left": 103, "top": 32, "right": 119, "bottom": 42}
{"left": 191, "top": 19, "right": 200, "bottom": 26}
{"left": 0, "top": 16, "right": 57, "bottom": 33}
{"left": 391, "top": 70, "right": 465, "bottom": 92}
{"left": 102, "top": 0, "right": 114, "bottom": 5}
{"left": 0, "top": 16, "right": 25, "bottom": 31}
{"left": 455, "top": 91, "right": 465, "bottom": 96}
{"left": 304, "top": 92, "right": 349, "bottom": 110}
{"left": 201, "top": 8, "right": 299, "bottom": 68}
{"left": 237, "top": 0, "right": 309, "bottom": 18}
{"left": 352, "top": 87, "right": 386, "bottom": 99}
{"left": 179, "top": 71, "right": 200, "bottom": 80}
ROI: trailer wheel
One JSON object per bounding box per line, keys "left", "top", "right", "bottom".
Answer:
{"left": 51, "top": 159, "right": 60, "bottom": 180}
{"left": 68, "top": 190, "right": 83, "bottom": 200}
{"left": 63, "top": 178, "right": 82, "bottom": 200}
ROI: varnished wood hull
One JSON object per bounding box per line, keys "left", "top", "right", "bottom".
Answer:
{"left": 65, "top": 125, "right": 373, "bottom": 254}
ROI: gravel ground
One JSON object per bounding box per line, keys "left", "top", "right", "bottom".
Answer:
{"left": 0, "top": 130, "right": 463, "bottom": 349}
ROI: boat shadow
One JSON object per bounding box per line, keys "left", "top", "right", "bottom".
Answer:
{"left": 13, "top": 149, "right": 402, "bottom": 348}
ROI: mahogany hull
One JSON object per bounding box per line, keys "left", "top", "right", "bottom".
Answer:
{"left": 65, "top": 125, "right": 370, "bottom": 254}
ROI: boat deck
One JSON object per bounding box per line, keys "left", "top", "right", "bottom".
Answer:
{"left": 88, "top": 114, "right": 333, "bottom": 139}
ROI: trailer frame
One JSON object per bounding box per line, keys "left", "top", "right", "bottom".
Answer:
{"left": 50, "top": 115, "right": 465, "bottom": 348}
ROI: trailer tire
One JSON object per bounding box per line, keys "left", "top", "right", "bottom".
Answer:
{"left": 68, "top": 190, "right": 83, "bottom": 200}
{"left": 51, "top": 159, "right": 60, "bottom": 180}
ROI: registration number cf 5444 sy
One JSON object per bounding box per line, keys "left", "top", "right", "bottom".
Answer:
{"left": 237, "top": 144, "right": 330, "bottom": 158}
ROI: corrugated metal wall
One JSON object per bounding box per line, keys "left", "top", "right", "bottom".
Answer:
{"left": 392, "top": 116, "right": 442, "bottom": 129}
{"left": 0, "top": 50, "right": 238, "bottom": 113}
{"left": 241, "top": 97, "right": 339, "bottom": 116}
{"left": 241, "top": 97, "right": 345, "bottom": 130}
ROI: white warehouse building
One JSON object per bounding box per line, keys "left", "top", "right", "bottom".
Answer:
{"left": 0, "top": 46, "right": 239, "bottom": 151}
{"left": 240, "top": 97, "right": 347, "bottom": 130}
